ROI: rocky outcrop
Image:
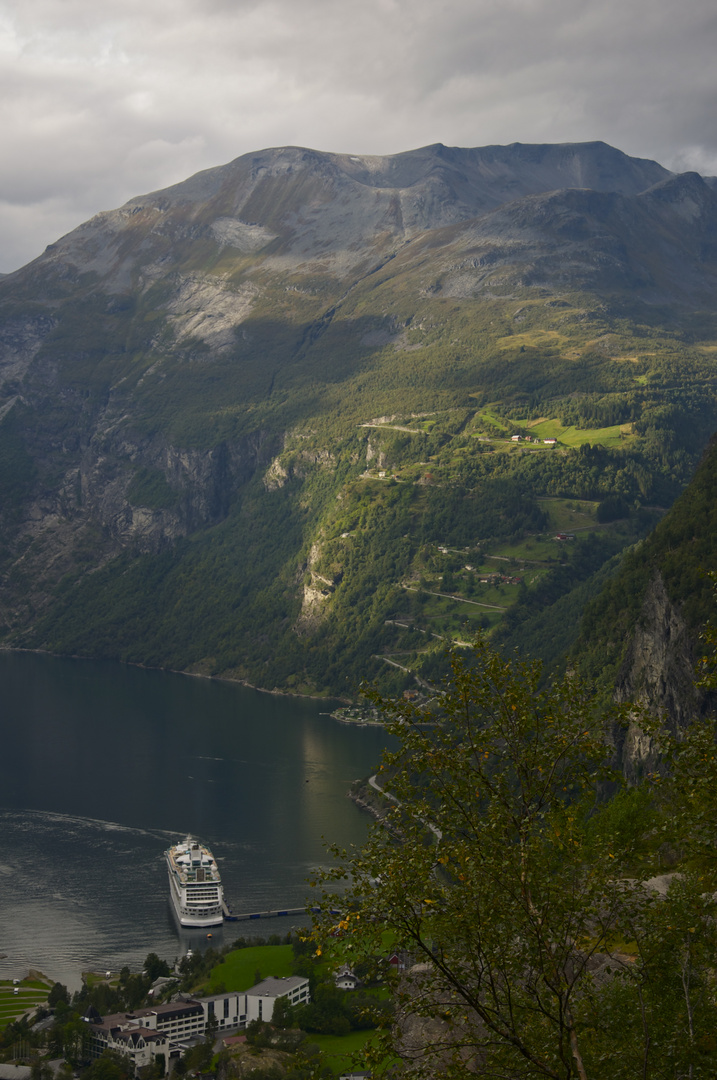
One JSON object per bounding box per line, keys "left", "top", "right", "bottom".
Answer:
{"left": 295, "top": 541, "right": 337, "bottom": 633}
{"left": 165, "top": 275, "right": 260, "bottom": 351}
{"left": 614, "top": 573, "right": 701, "bottom": 780}
{"left": 0, "top": 420, "right": 279, "bottom": 639}
{"left": 0, "top": 313, "right": 56, "bottom": 387}
{"left": 78, "top": 428, "right": 277, "bottom": 552}
{"left": 263, "top": 454, "right": 290, "bottom": 491}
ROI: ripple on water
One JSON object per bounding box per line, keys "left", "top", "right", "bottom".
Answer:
{"left": 0, "top": 652, "right": 394, "bottom": 988}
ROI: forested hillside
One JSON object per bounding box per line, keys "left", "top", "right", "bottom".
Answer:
{"left": 563, "top": 432, "right": 717, "bottom": 785}
{"left": 2, "top": 141, "right": 717, "bottom": 695}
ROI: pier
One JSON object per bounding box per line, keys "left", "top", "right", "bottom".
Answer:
{"left": 222, "top": 900, "right": 339, "bottom": 922}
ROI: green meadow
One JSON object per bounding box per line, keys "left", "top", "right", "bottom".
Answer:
{"left": 0, "top": 978, "right": 50, "bottom": 1029}
{"left": 206, "top": 944, "right": 294, "bottom": 993}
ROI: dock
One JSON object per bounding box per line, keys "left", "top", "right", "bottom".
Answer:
{"left": 222, "top": 901, "right": 339, "bottom": 922}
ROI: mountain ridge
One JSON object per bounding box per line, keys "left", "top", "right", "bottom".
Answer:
{"left": 2, "top": 139, "right": 717, "bottom": 695}
{"left": 23, "top": 140, "right": 674, "bottom": 289}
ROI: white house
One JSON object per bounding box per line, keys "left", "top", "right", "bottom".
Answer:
{"left": 334, "top": 965, "right": 359, "bottom": 991}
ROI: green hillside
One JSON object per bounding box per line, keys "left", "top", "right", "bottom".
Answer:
{"left": 2, "top": 143, "right": 717, "bottom": 695}
{"left": 573, "top": 433, "right": 717, "bottom": 696}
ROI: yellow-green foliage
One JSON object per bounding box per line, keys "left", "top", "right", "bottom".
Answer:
{"left": 496, "top": 329, "right": 568, "bottom": 350}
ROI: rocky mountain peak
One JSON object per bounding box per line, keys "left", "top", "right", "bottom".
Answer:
{"left": 16, "top": 140, "right": 674, "bottom": 289}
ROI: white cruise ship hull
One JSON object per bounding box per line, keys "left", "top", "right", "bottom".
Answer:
{"left": 167, "top": 871, "right": 223, "bottom": 927}
{"left": 165, "top": 837, "right": 224, "bottom": 928}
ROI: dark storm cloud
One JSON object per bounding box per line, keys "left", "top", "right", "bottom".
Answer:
{"left": 1, "top": 0, "right": 716, "bottom": 271}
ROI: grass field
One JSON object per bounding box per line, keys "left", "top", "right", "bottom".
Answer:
{"left": 417, "top": 593, "right": 509, "bottom": 639}
{"left": 0, "top": 979, "right": 49, "bottom": 1029}
{"left": 420, "top": 591, "right": 505, "bottom": 616}
{"left": 206, "top": 944, "right": 294, "bottom": 993}
{"left": 475, "top": 408, "right": 635, "bottom": 450}
{"left": 477, "top": 407, "right": 511, "bottom": 433}
{"left": 482, "top": 539, "right": 556, "bottom": 561}
{"left": 537, "top": 498, "right": 600, "bottom": 532}
{"left": 307, "top": 1029, "right": 378, "bottom": 1074}
{"left": 522, "top": 417, "right": 634, "bottom": 448}
{"left": 84, "top": 971, "right": 121, "bottom": 989}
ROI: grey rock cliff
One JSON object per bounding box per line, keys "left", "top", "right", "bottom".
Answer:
{"left": 614, "top": 574, "right": 700, "bottom": 780}
{"left": 79, "top": 427, "right": 276, "bottom": 552}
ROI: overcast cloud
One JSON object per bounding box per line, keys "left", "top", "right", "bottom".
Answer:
{"left": 1, "top": 0, "right": 716, "bottom": 272}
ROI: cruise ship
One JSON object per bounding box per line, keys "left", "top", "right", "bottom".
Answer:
{"left": 165, "top": 837, "right": 224, "bottom": 927}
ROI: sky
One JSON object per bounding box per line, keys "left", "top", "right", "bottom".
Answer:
{"left": 1, "top": 0, "right": 717, "bottom": 273}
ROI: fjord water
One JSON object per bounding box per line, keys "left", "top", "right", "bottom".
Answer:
{"left": 0, "top": 652, "right": 391, "bottom": 989}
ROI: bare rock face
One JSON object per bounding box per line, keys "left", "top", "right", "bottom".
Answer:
{"left": 614, "top": 574, "right": 700, "bottom": 779}
{"left": 0, "top": 314, "right": 56, "bottom": 389}
{"left": 165, "top": 276, "right": 260, "bottom": 351}
{"left": 0, "top": 424, "right": 278, "bottom": 640}
{"left": 295, "top": 542, "right": 336, "bottom": 633}
{"left": 78, "top": 428, "right": 277, "bottom": 552}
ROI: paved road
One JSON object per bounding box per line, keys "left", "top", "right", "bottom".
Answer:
{"left": 404, "top": 585, "right": 505, "bottom": 611}
{"left": 368, "top": 774, "right": 442, "bottom": 839}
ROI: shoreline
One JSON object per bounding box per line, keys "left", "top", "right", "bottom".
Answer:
{"left": 347, "top": 788, "right": 387, "bottom": 823}
{"left": 0, "top": 646, "right": 351, "bottom": 706}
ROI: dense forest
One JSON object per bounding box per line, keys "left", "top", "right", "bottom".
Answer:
{"left": 16, "top": 343, "right": 717, "bottom": 697}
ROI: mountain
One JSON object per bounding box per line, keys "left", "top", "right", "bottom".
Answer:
{"left": 2, "top": 140, "right": 717, "bottom": 696}
{"left": 23, "top": 140, "right": 671, "bottom": 286}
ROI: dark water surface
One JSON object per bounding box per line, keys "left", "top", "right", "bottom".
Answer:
{"left": 0, "top": 652, "right": 391, "bottom": 989}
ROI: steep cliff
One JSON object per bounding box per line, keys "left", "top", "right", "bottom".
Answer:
{"left": 614, "top": 574, "right": 701, "bottom": 779}
{"left": 575, "top": 434, "right": 717, "bottom": 772}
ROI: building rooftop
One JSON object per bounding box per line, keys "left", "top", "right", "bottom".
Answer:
{"left": 0, "top": 1067, "right": 32, "bottom": 1080}
{"left": 248, "top": 976, "right": 308, "bottom": 997}
{"left": 90, "top": 999, "right": 203, "bottom": 1030}
{"left": 148, "top": 1000, "right": 204, "bottom": 1019}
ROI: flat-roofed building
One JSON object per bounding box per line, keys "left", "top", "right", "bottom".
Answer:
{"left": 245, "top": 976, "right": 310, "bottom": 1023}
{"left": 84, "top": 977, "right": 310, "bottom": 1073}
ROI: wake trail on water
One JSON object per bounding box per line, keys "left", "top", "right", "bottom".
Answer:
{"left": 0, "top": 807, "right": 177, "bottom": 842}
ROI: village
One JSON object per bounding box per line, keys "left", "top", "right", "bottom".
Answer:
{"left": 0, "top": 937, "right": 404, "bottom": 1079}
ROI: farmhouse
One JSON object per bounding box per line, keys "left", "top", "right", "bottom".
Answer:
{"left": 334, "top": 965, "right": 360, "bottom": 990}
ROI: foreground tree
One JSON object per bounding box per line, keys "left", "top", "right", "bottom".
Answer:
{"left": 315, "top": 639, "right": 717, "bottom": 1079}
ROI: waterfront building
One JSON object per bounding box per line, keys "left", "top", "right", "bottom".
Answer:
{"left": 84, "top": 977, "right": 311, "bottom": 1073}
